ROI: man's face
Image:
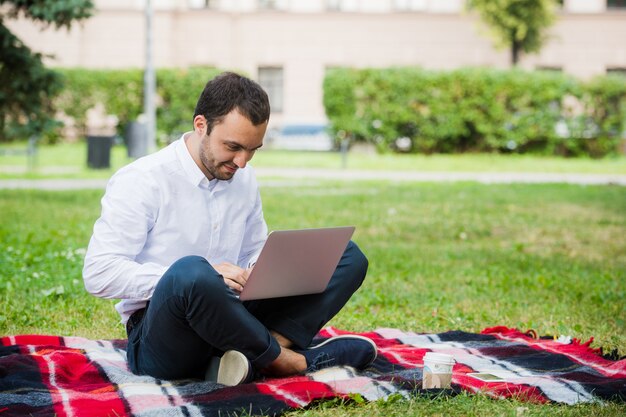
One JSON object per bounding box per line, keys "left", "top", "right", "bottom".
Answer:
{"left": 197, "top": 110, "right": 267, "bottom": 180}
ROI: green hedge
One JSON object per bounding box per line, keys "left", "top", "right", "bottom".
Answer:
{"left": 323, "top": 67, "right": 626, "bottom": 157}
{"left": 53, "top": 67, "right": 222, "bottom": 144}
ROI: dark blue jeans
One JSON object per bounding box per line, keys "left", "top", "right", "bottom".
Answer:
{"left": 126, "top": 240, "right": 368, "bottom": 380}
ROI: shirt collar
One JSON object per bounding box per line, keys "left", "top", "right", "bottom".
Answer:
{"left": 175, "top": 134, "right": 207, "bottom": 188}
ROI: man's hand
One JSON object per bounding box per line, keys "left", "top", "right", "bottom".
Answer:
{"left": 214, "top": 262, "right": 251, "bottom": 293}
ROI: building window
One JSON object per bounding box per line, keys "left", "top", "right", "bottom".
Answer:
{"left": 259, "top": 0, "right": 277, "bottom": 9}
{"left": 393, "top": 0, "right": 427, "bottom": 12}
{"left": 188, "top": 0, "right": 219, "bottom": 9}
{"left": 259, "top": 67, "right": 284, "bottom": 113}
{"left": 326, "top": 0, "right": 359, "bottom": 12}
{"left": 607, "top": 0, "right": 626, "bottom": 8}
{"left": 259, "top": 0, "right": 288, "bottom": 10}
{"left": 327, "top": 0, "right": 341, "bottom": 11}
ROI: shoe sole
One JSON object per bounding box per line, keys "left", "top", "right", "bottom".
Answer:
{"left": 308, "top": 334, "right": 378, "bottom": 365}
{"left": 206, "top": 350, "right": 250, "bottom": 386}
{"left": 218, "top": 350, "right": 251, "bottom": 386}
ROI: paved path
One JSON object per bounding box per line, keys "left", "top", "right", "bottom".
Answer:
{"left": 256, "top": 168, "right": 626, "bottom": 185}
{"left": 0, "top": 168, "right": 625, "bottom": 190}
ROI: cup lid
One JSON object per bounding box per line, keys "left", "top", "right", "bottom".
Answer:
{"left": 423, "top": 352, "right": 455, "bottom": 364}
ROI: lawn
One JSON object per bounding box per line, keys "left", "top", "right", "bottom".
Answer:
{"left": 0, "top": 180, "right": 624, "bottom": 416}
{"left": 1, "top": 141, "right": 626, "bottom": 179}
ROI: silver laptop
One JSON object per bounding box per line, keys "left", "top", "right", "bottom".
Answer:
{"left": 238, "top": 226, "right": 355, "bottom": 301}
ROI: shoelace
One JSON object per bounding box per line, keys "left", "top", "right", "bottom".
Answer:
{"left": 306, "top": 353, "right": 336, "bottom": 372}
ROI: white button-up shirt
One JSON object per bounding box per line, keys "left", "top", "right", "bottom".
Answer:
{"left": 83, "top": 135, "right": 268, "bottom": 323}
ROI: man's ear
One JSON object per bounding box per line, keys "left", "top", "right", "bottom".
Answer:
{"left": 193, "top": 115, "right": 207, "bottom": 135}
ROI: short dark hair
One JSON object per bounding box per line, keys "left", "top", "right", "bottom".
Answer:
{"left": 193, "top": 72, "right": 271, "bottom": 134}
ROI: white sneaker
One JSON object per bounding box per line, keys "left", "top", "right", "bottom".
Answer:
{"left": 205, "top": 350, "right": 252, "bottom": 386}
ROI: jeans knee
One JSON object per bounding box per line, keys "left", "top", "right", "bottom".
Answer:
{"left": 341, "top": 241, "right": 368, "bottom": 292}
{"left": 347, "top": 241, "right": 369, "bottom": 278}
{"left": 170, "top": 255, "right": 208, "bottom": 274}
{"left": 163, "top": 256, "right": 229, "bottom": 301}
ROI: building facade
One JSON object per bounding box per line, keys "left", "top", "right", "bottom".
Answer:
{"left": 6, "top": 0, "right": 626, "bottom": 128}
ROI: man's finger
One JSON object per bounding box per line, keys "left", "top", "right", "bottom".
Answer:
{"left": 215, "top": 262, "right": 247, "bottom": 286}
{"left": 224, "top": 277, "right": 243, "bottom": 293}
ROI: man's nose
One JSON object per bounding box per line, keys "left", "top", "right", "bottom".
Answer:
{"left": 233, "top": 152, "right": 250, "bottom": 168}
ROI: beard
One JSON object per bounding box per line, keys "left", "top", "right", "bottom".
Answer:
{"left": 199, "top": 152, "right": 237, "bottom": 181}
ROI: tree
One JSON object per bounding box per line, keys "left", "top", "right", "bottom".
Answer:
{"left": 467, "top": 0, "right": 558, "bottom": 66}
{"left": 0, "top": 0, "right": 94, "bottom": 142}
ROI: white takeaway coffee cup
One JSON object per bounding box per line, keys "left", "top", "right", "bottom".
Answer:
{"left": 422, "top": 352, "right": 455, "bottom": 389}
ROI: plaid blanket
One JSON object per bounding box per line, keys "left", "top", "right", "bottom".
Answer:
{"left": 1, "top": 326, "right": 624, "bottom": 416}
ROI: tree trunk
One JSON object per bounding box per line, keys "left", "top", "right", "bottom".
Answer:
{"left": 511, "top": 40, "right": 521, "bottom": 67}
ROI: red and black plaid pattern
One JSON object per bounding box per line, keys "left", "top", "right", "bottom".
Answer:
{"left": 1, "top": 327, "right": 624, "bottom": 416}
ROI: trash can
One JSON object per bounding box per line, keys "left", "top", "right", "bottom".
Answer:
{"left": 124, "top": 121, "right": 148, "bottom": 159}
{"left": 87, "top": 135, "right": 114, "bottom": 169}
{"left": 85, "top": 103, "right": 118, "bottom": 169}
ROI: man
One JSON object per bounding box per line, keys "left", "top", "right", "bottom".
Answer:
{"left": 83, "top": 72, "right": 376, "bottom": 385}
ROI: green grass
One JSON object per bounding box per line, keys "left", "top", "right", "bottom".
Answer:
{"left": 0, "top": 142, "right": 131, "bottom": 179}
{"left": 254, "top": 149, "right": 626, "bottom": 174}
{"left": 283, "top": 394, "right": 626, "bottom": 417}
{"left": 0, "top": 181, "right": 624, "bottom": 416}
{"left": 1, "top": 141, "right": 626, "bottom": 179}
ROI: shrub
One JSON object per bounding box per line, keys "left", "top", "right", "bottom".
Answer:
{"left": 55, "top": 68, "right": 143, "bottom": 140}
{"left": 53, "top": 67, "right": 222, "bottom": 144}
{"left": 155, "top": 67, "right": 222, "bottom": 143}
{"left": 323, "top": 67, "right": 626, "bottom": 157}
